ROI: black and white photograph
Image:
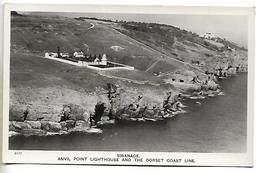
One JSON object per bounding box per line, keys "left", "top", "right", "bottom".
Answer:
{"left": 1, "top": 4, "right": 255, "bottom": 166}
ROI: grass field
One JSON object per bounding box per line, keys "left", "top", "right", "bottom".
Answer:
{"left": 11, "top": 15, "right": 178, "bottom": 72}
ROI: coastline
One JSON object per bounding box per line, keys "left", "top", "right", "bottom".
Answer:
{"left": 8, "top": 70, "right": 246, "bottom": 137}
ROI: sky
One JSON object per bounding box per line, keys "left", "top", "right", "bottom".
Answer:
{"left": 25, "top": 12, "right": 248, "bottom": 47}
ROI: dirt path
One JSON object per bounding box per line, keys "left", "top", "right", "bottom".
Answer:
{"left": 88, "top": 23, "right": 95, "bottom": 30}
{"left": 99, "top": 71, "right": 160, "bottom": 86}
{"left": 110, "top": 27, "right": 159, "bottom": 54}
{"left": 145, "top": 60, "right": 161, "bottom": 72}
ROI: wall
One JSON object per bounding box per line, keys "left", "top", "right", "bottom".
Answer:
{"left": 44, "top": 54, "right": 135, "bottom": 70}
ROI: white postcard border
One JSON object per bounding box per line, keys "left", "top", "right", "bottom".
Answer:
{"left": 1, "top": 3, "right": 255, "bottom": 166}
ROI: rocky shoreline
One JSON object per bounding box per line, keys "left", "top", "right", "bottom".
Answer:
{"left": 9, "top": 120, "right": 102, "bottom": 137}
{"left": 9, "top": 73, "right": 231, "bottom": 137}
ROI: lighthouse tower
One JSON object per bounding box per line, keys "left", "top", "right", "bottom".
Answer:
{"left": 101, "top": 54, "right": 108, "bottom": 65}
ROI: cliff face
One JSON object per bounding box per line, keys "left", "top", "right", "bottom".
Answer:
{"left": 9, "top": 14, "right": 247, "bottom": 136}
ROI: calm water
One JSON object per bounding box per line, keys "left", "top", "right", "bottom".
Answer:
{"left": 9, "top": 73, "right": 247, "bottom": 152}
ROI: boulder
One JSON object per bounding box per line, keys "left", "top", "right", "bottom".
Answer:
{"left": 97, "top": 119, "right": 115, "bottom": 126}
{"left": 227, "top": 68, "right": 237, "bottom": 75}
{"left": 123, "top": 104, "right": 141, "bottom": 118}
{"left": 9, "top": 131, "right": 20, "bottom": 137}
{"left": 40, "top": 121, "right": 50, "bottom": 131}
{"left": 65, "top": 120, "right": 75, "bottom": 129}
{"left": 69, "top": 120, "right": 89, "bottom": 132}
{"left": 119, "top": 113, "right": 131, "bottom": 119}
{"left": 101, "top": 116, "right": 109, "bottom": 121}
{"left": 75, "top": 120, "right": 89, "bottom": 129}
{"left": 41, "top": 121, "right": 62, "bottom": 132}
{"left": 21, "top": 129, "right": 46, "bottom": 136}
{"left": 60, "top": 121, "right": 67, "bottom": 131}
{"left": 25, "top": 121, "right": 41, "bottom": 129}
{"left": 9, "top": 121, "right": 21, "bottom": 131}
{"left": 143, "top": 108, "right": 155, "bottom": 118}
{"left": 86, "top": 127, "right": 103, "bottom": 134}
{"left": 48, "top": 122, "right": 62, "bottom": 132}
{"left": 82, "top": 111, "right": 90, "bottom": 122}
{"left": 204, "top": 80, "right": 219, "bottom": 90}
{"left": 9, "top": 121, "right": 32, "bottom": 132}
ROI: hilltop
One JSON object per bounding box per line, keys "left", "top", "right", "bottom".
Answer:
{"left": 9, "top": 13, "right": 247, "bottom": 136}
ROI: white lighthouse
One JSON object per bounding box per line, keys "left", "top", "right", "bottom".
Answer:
{"left": 100, "top": 54, "right": 108, "bottom": 65}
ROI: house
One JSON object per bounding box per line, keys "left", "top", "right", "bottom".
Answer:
{"left": 73, "top": 51, "right": 84, "bottom": 58}
{"left": 61, "top": 53, "right": 69, "bottom": 58}
{"left": 200, "top": 32, "right": 217, "bottom": 39}
{"left": 94, "top": 57, "right": 100, "bottom": 63}
{"left": 45, "top": 52, "right": 70, "bottom": 58}
{"left": 45, "top": 52, "right": 58, "bottom": 58}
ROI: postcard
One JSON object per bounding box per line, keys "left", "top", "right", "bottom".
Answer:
{"left": 1, "top": 3, "right": 255, "bottom": 166}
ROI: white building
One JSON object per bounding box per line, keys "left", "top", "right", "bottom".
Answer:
{"left": 100, "top": 54, "right": 108, "bottom": 65}
{"left": 94, "top": 57, "right": 100, "bottom": 64}
{"left": 89, "top": 54, "right": 108, "bottom": 65}
{"left": 200, "top": 32, "right": 217, "bottom": 39}
{"left": 45, "top": 52, "right": 58, "bottom": 58}
{"left": 46, "top": 52, "right": 109, "bottom": 66}
{"left": 45, "top": 52, "right": 134, "bottom": 70}
{"left": 60, "top": 53, "right": 69, "bottom": 58}
{"left": 73, "top": 51, "right": 84, "bottom": 58}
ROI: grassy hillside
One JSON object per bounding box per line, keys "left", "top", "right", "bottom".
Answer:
{"left": 12, "top": 15, "right": 186, "bottom": 72}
